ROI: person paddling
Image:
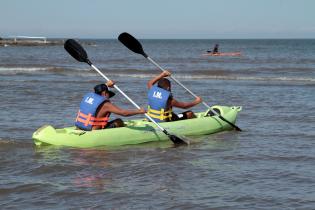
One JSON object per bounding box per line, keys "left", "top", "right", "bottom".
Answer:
{"left": 147, "top": 71, "right": 202, "bottom": 122}
{"left": 75, "top": 80, "right": 146, "bottom": 131}
{"left": 207, "top": 44, "right": 219, "bottom": 54}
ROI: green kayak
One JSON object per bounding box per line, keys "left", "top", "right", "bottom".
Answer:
{"left": 32, "top": 105, "right": 241, "bottom": 148}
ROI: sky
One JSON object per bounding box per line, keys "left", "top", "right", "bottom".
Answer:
{"left": 0, "top": 0, "right": 314, "bottom": 39}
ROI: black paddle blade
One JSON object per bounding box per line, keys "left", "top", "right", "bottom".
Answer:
{"left": 64, "top": 39, "right": 91, "bottom": 65}
{"left": 218, "top": 116, "right": 242, "bottom": 131}
{"left": 118, "top": 32, "right": 148, "bottom": 58}
{"left": 169, "top": 134, "right": 190, "bottom": 145}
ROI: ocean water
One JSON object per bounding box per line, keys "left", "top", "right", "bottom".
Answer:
{"left": 0, "top": 39, "right": 315, "bottom": 209}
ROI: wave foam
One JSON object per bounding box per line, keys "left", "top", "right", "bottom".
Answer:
{"left": 1, "top": 66, "right": 314, "bottom": 83}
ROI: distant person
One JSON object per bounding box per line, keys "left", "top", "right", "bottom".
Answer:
{"left": 147, "top": 71, "right": 202, "bottom": 122}
{"left": 207, "top": 44, "right": 219, "bottom": 54}
{"left": 75, "top": 80, "right": 146, "bottom": 131}
{"left": 212, "top": 44, "right": 219, "bottom": 53}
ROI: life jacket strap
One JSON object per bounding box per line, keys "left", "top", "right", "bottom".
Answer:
{"left": 147, "top": 106, "right": 172, "bottom": 121}
{"left": 76, "top": 110, "right": 110, "bottom": 129}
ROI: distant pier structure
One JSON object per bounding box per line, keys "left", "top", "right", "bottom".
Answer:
{"left": 0, "top": 35, "right": 63, "bottom": 46}
{"left": 9, "top": 36, "right": 47, "bottom": 43}
{"left": 0, "top": 36, "right": 94, "bottom": 47}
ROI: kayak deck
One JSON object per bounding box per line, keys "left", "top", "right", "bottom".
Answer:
{"left": 33, "top": 106, "right": 241, "bottom": 148}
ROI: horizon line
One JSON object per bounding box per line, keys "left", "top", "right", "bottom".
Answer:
{"left": 2, "top": 35, "right": 315, "bottom": 40}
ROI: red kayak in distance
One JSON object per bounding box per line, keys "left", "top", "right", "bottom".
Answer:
{"left": 202, "top": 52, "right": 242, "bottom": 57}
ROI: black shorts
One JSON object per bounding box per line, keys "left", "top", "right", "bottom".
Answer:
{"left": 105, "top": 120, "right": 117, "bottom": 129}
{"left": 104, "top": 119, "right": 123, "bottom": 129}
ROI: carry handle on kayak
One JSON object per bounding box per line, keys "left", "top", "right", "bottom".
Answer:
{"left": 118, "top": 32, "right": 242, "bottom": 131}
{"left": 64, "top": 39, "right": 190, "bottom": 145}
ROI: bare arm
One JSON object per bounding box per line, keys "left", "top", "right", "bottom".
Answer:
{"left": 101, "top": 103, "right": 146, "bottom": 117}
{"left": 171, "top": 97, "right": 202, "bottom": 109}
{"left": 147, "top": 71, "right": 171, "bottom": 89}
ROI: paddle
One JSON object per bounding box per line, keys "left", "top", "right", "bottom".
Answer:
{"left": 64, "top": 39, "right": 189, "bottom": 145}
{"left": 118, "top": 32, "right": 242, "bottom": 131}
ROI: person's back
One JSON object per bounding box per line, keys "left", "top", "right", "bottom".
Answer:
{"left": 147, "top": 71, "right": 202, "bottom": 122}
{"left": 147, "top": 79, "right": 173, "bottom": 122}
{"left": 75, "top": 81, "right": 145, "bottom": 131}
{"left": 75, "top": 91, "right": 111, "bottom": 130}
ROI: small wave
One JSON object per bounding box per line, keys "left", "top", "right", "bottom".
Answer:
{"left": 0, "top": 138, "right": 31, "bottom": 148}
{"left": 0, "top": 66, "right": 152, "bottom": 77}
{"left": 0, "top": 66, "right": 64, "bottom": 74}
{"left": 0, "top": 66, "right": 88, "bottom": 75}
{"left": 244, "top": 67, "right": 314, "bottom": 72}
{"left": 0, "top": 139, "right": 15, "bottom": 145}
{"left": 185, "top": 75, "right": 315, "bottom": 82}
{"left": 1, "top": 65, "right": 314, "bottom": 83}
{"left": 112, "top": 73, "right": 315, "bottom": 83}
{"left": 0, "top": 66, "right": 52, "bottom": 72}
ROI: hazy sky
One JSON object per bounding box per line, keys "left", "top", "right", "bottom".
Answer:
{"left": 1, "top": 0, "right": 314, "bottom": 39}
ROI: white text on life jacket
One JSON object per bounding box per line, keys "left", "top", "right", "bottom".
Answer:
{"left": 85, "top": 97, "right": 94, "bottom": 104}
{"left": 153, "top": 91, "right": 162, "bottom": 99}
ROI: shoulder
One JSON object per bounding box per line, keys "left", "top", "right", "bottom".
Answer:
{"left": 99, "top": 100, "right": 112, "bottom": 108}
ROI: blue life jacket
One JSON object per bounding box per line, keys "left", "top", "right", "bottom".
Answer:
{"left": 147, "top": 85, "right": 172, "bottom": 122}
{"left": 75, "top": 92, "right": 110, "bottom": 131}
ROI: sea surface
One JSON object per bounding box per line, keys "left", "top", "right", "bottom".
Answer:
{"left": 0, "top": 39, "right": 314, "bottom": 209}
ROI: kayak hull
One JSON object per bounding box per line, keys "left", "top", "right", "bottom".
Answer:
{"left": 203, "top": 52, "right": 241, "bottom": 56}
{"left": 32, "top": 106, "right": 241, "bottom": 148}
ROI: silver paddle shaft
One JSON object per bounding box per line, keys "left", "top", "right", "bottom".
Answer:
{"left": 90, "top": 64, "right": 167, "bottom": 133}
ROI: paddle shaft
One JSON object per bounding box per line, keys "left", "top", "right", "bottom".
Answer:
{"left": 146, "top": 57, "right": 242, "bottom": 131}
{"left": 90, "top": 64, "right": 170, "bottom": 134}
